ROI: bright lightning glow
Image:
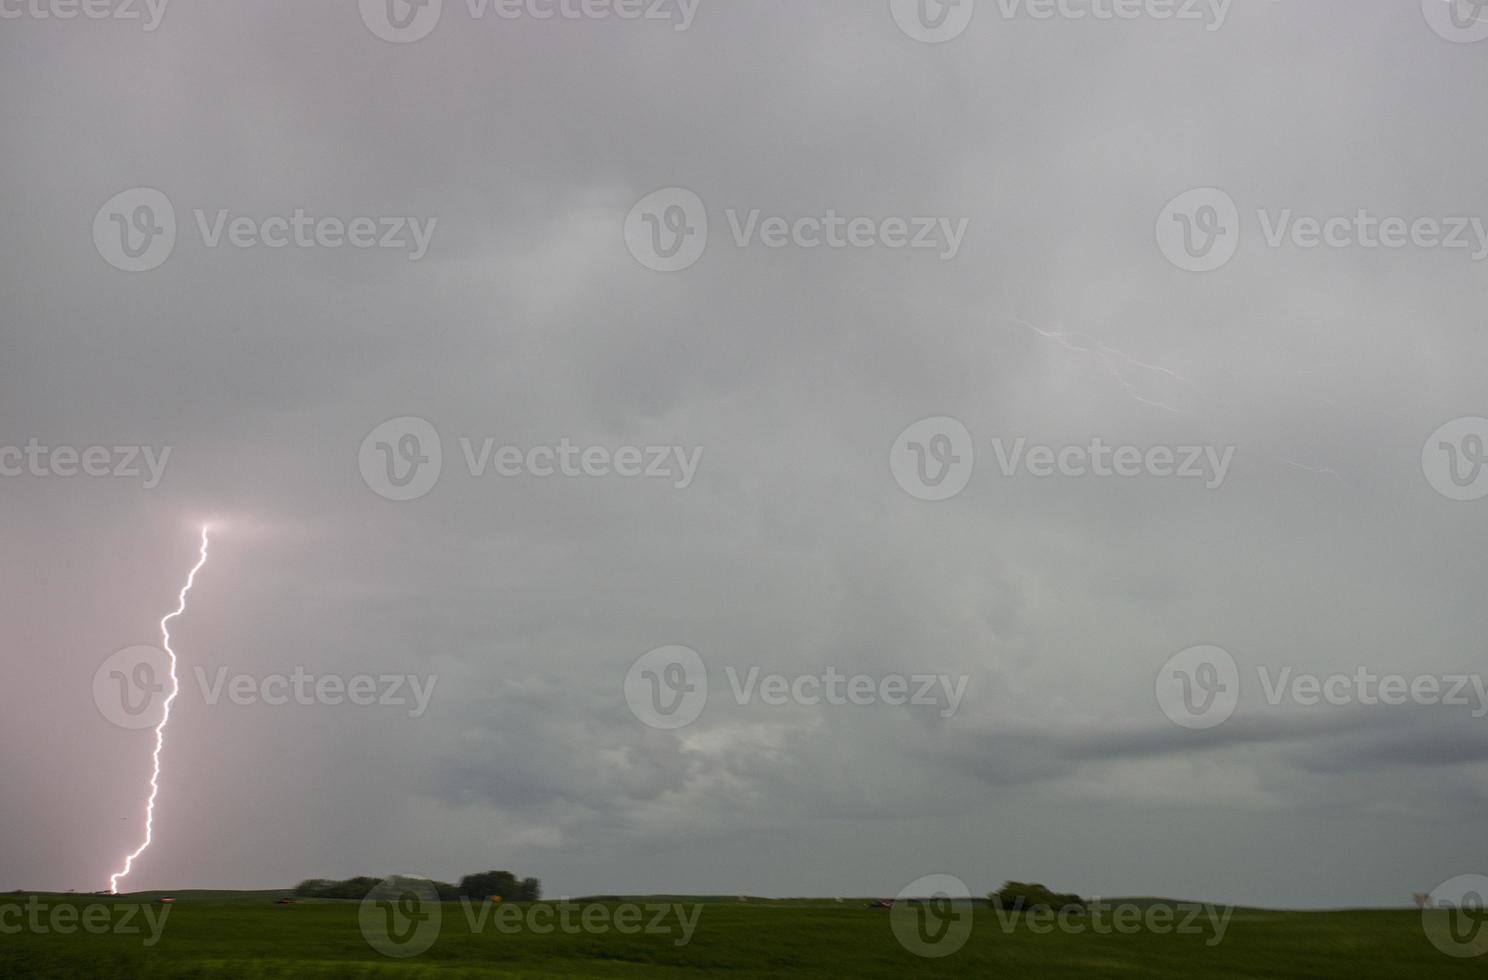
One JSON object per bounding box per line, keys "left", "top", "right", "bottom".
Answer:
{"left": 108, "top": 526, "right": 211, "bottom": 895}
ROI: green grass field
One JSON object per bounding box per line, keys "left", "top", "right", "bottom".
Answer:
{"left": 1, "top": 892, "right": 1478, "bottom": 978}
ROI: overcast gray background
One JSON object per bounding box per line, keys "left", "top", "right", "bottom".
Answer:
{"left": 2, "top": 0, "right": 1486, "bottom": 908}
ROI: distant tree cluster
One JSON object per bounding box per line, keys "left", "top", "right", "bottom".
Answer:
{"left": 458, "top": 871, "right": 541, "bottom": 902}
{"left": 292, "top": 877, "right": 387, "bottom": 900}
{"left": 990, "top": 882, "right": 1085, "bottom": 912}
{"left": 292, "top": 871, "right": 540, "bottom": 902}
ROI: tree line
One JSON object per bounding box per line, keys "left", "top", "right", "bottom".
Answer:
{"left": 292, "top": 870, "right": 540, "bottom": 902}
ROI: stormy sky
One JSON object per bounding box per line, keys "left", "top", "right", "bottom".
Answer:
{"left": 2, "top": 0, "right": 1486, "bottom": 908}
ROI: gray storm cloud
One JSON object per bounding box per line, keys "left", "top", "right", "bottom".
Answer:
{"left": 1, "top": 0, "right": 1485, "bottom": 907}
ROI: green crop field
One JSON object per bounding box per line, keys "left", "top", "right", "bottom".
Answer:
{"left": 1, "top": 891, "right": 1480, "bottom": 978}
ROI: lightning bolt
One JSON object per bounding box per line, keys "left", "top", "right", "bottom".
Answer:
{"left": 108, "top": 525, "right": 211, "bottom": 895}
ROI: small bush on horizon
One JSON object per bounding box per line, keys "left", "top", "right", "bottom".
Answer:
{"left": 991, "top": 881, "right": 1086, "bottom": 912}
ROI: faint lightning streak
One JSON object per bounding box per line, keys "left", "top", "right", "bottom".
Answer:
{"left": 861, "top": 283, "right": 1401, "bottom": 485}
{"left": 108, "top": 526, "right": 211, "bottom": 895}
{"left": 1005, "top": 315, "right": 1367, "bottom": 484}
{"left": 1273, "top": 457, "right": 1350, "bottom": 486}
{"left": 1001, "top": 315, "right": 1197, "bottom": 415}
